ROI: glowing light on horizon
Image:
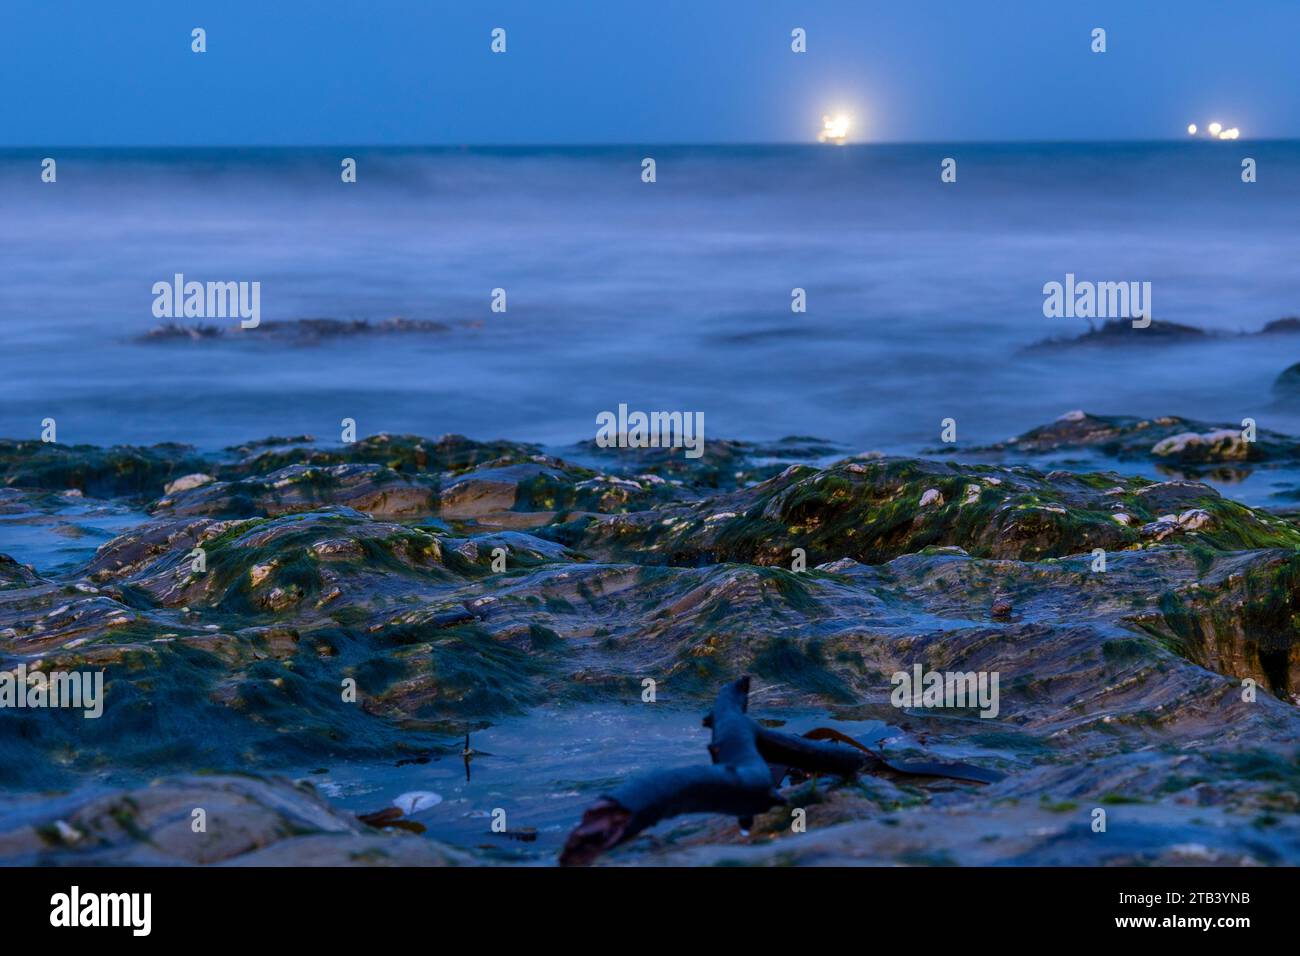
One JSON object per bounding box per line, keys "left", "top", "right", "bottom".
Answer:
{"left": 818, "top": 113, "right": 851, "bottom": 145}
{"left": 1187, "top": 119, "right": 1244, "bottom": 141}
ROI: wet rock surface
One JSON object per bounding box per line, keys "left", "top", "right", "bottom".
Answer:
{"left": 1, "top": 431, "right": 1298, "bottom": 865}
{"left": 945, "top": 410, "right": 1300, "bottom": 497}
{"left": 0, "top": 773, "right": 467, "bottom": 865}
{"left": 153, "top": 463, "right": 438, "bottom": 519}
{"left": 541, "top": 455, "right": 1300, "bottom": 565}
{"left": 0, "top": 440, "right": 213, "bottom": 499}
{"left": 965, "top": 410, "right": 1300, "bottom": 466}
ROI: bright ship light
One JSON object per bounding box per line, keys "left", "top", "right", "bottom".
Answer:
{"left": 818, "top": 114, "right": 850, "bottom": 145}
{"left": 1187, "top": 119, "right": 1243, "bottom": 141}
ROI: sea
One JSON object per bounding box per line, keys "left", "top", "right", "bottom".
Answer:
{"left": 2, "top": 142, "right": 1299, "bottom": 862}
{"left": 2, "top": 141, "right": 1298, "bottom": 477}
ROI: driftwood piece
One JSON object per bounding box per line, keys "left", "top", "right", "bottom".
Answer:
{"left": 767, "top": 725, "right": 1005, "bottom": 785}
{"left": 559, "top": 675, "right": 1005, "bottom": 865}
{"left": 560, "top": 677, "right": 781, "bottom": 866}
{"left": 754, "top": 724, "right": 881, "bottom": 777}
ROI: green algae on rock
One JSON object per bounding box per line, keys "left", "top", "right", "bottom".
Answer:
{"left": 541, "top": 456, "right": 1300, "bottom": 567}
{"left": 218, "top": 433, "right": 542, "bottom": 481}
{"left": 3, "top": 431, "right": 1300, "bottom": 864}
{"left": 151, "top": 463, "right": 438, "bottom": 520}
{"left": 960, "top": 410, "right": 1300, "bottom": 469}
{"left": 0, "top": 439, "right": 213, "bottom": 500}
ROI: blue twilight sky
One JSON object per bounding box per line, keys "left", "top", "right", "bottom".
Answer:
{"left": 1, "top": 0, "right": 1296, "bottom": 146}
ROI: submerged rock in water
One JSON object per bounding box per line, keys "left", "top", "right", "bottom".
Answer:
{"left": 1273, "top": 361, "right": 1300, "bottom": 396}
{"left": 1258, "top": 317, "right": 1300, "bottom": 336}
{"left": 1025, "top": 316, "right": 1300, "bottom": 352}
{"left": 1024, "top": 318, "right": 1216, "bottom": 351}
{"left": 138, "top": 317, "right": 452, "bottom": 344}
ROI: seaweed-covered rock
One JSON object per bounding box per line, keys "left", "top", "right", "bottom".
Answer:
{"left": 542, "top": 457, "right": 1300, "bottom": 567}
{"left": 438, "top": 456, "right": 684, "bottom": 527}
{"left": 82, "top": 508, "right": 461, "bottom": 612}
{"left": 0, "top": 553, "right": 43, "bottom": 590}
{"left": 0, "top": 439, "right": 212, "bottom": 499}
{"left": 967, "top": 410, "right": 1300, "bottom": 467}
{"left": 0, "top": 558, "right": 139, "bottom": 655}
{"left": 1142, "top": 548, "right": 1300, "bottom": 696}
{"left": 149, "top": 452, "right": 684, "bottom": 526}
{"left": 152, "top": 463, "right": 437, "bottom": 519}
{"left": 219, "top": 433, "right": 541, "bottom": 481}
{"left": 5, "top": 431, "right": 1300, "bottom": 865}
{"left": 568, "top": 435, "right": 842, "bottom": 491}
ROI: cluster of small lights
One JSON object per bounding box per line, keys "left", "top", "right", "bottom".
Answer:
{"left": 1186, "top": 121, "right": 1241, "bottom": 140}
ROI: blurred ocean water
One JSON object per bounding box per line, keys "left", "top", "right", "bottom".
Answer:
{"left": 1, "top": 143, "right": 1297, "bottom": 458}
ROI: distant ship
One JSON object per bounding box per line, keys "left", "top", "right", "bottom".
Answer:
{"left": 818, "top": 114, "right": 849, "bottom": 145}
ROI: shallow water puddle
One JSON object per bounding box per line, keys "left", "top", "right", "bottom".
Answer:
{"left": 0, "top": 489, "right": 148, "bottom": 574}
{"left": 298, "top": 704, "right": 904, "bottom": 861}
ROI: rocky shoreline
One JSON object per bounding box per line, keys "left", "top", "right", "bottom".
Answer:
{"left": 2, "top": 421, "right": 1298, "bottom": 865}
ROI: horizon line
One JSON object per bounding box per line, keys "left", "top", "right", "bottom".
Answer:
{"left": 1, "top": 136, "right": 1296, "bottom": 151}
